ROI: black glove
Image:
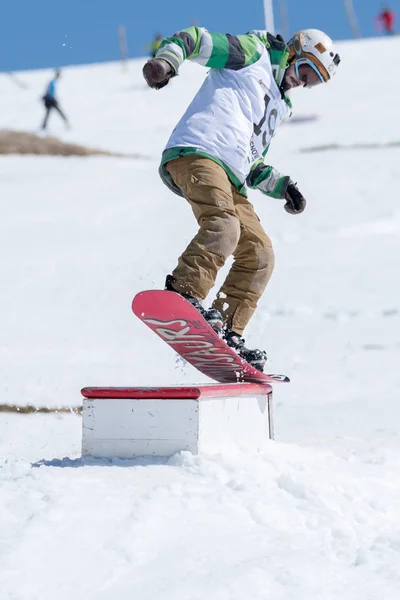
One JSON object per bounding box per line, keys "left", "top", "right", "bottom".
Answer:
{"left": 143, "top": 58, "right": 174, "bottom": 90}
{"left": 284, "top": 182, "right": 307, "bottom": 215}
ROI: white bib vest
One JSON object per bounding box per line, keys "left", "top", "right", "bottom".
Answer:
{"left": 165, "top": 50, "right": 291, "bottom": 184}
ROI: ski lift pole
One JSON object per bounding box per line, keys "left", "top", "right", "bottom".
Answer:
{"left": 344, "top": 0, "right": 361, "bottom": 38}
{"left": 279, "top": 0, "right": 289, "bottom": 41}
{"left": 264, "top": 0, "right": 275, "bottom": 34}
{"left": 118, "top": 25, "right": 128, "bottom": 71}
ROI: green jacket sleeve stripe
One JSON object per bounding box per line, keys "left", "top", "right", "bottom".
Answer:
{"left": 208, "top": 33, "right": 230, "bottom": 68}
{"left": 173, "top": 31, "right": 196, "bottom": 58}
{"left": 155, "top": 27, "right": 263, "bottom": 72}
{"left": 155, "top": 41, "right": 184, "bottom": 72}
{"left": 225, "top": 34, "right": 246, "bottom": 70}
{"left": 246, "top": 160, "right": 290, "bottom": 199}
{"left": 238, "top": 35, "right": 262, "bottom": 67}
{"left": 195, "top": 31, "right": 214, "bottom": 64}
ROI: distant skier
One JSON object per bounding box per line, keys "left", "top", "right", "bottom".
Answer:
{"left": 376, "top": 5, "right": 396, "bottom": 35}
{"left": 143, "top": 27, "right": 340, "bottom": 370}
{"left": 41, "top": 70, "right": 69, "bottom": 130}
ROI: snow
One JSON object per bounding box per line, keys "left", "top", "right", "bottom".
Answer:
{"left": 1, "top": 36, "right": 400, "bottom": 598}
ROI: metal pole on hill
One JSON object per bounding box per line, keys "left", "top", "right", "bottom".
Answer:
{"left": 279, "top": 1, "right": 289, "bottom": 41}
{"left": 264, "top": 0, "right": 275, "bottom": 34}
{"left": 118, "top": 25, "right": 128, "bottom": 71}
{"left": 344, "top": 0, "right": 361, "bottom": 38}
{"left": 6, "top": 72, "right": 29, "bottom": 89}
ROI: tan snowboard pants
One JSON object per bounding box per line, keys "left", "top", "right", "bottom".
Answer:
{"left": 166, "top": 156, "right": 275, "bottom": 335}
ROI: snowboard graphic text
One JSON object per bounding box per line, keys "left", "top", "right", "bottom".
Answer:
{"left": 144, "top": 317, "right": 241, "bottom": 377}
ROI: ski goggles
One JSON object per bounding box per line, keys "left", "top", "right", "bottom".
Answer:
{"left": 294, "top": 57, "right": 325, "bottom": 87}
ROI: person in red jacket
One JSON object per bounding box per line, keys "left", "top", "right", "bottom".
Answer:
{"left": 376, "top": 6, "right": 396, "bottom": 35}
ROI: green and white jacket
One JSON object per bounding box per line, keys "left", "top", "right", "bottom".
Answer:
{"left": 157, "top": 27, "right": 293, "bottom": 199}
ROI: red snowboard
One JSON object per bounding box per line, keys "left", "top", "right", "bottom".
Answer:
{"left": 132, "top": 290, "right": 289, "bottom": 385}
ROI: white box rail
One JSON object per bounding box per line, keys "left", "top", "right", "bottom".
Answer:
{"left": 81, "top": 383, "right": 274, "bottom": 458}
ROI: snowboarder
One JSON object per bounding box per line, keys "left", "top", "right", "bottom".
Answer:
{"left": 41, "top": 69, "right": 69, "bottom": 130}
{"left": 142, "top": 27, "right": 340, "bottom": 370}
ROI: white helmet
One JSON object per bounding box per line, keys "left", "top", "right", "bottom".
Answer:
{"left": 287, "top": 29, "right": 340, "bottom": 83}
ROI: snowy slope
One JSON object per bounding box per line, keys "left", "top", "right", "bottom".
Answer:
{"left": 1, "top": 36, "right": 400, "bottom": 599}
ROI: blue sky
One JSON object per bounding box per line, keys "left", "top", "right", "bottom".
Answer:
{"left": 0, "top": 0, "right": 397, "bottom": 72}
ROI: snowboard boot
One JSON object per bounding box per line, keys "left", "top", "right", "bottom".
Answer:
{"left": 223, "top": 329, "right": 267, "bottom": 372}
{"left": 165, "top": 275, "right": 223, "bottom": 333}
